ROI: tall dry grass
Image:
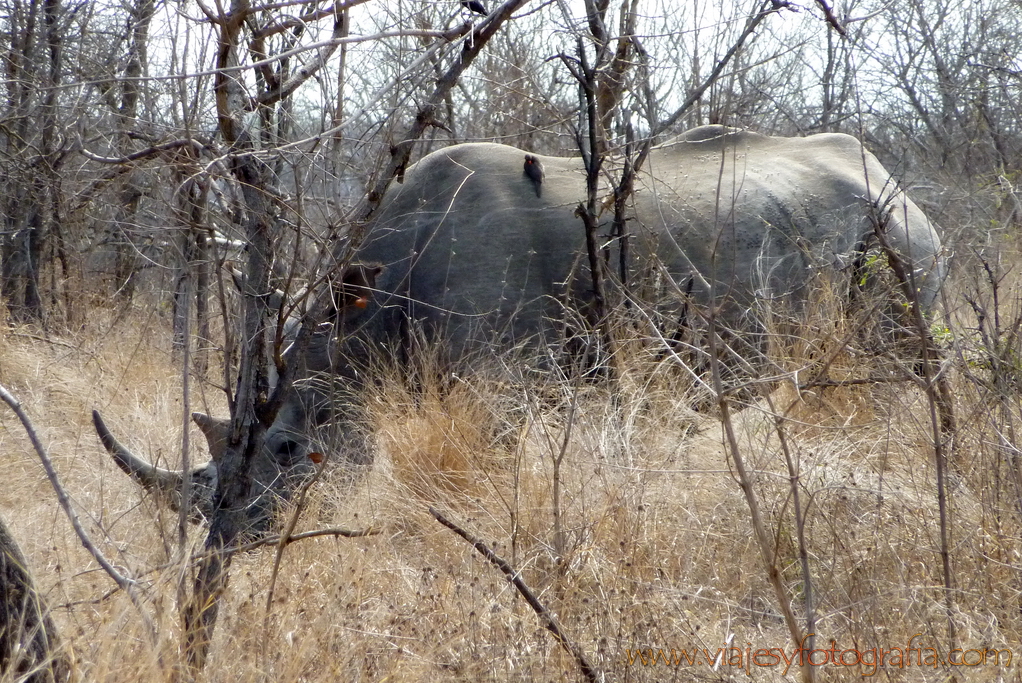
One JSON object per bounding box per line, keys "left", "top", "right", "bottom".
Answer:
{"left": 0, "top": 249, "right": 1020, "bottom": 682}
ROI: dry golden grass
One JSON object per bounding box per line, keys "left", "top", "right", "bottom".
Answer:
{"left": 1, "top": 273, "right": 1020, "bottom": 682}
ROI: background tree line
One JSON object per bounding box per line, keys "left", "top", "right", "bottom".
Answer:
{"left": 0, "top": 0, "right": 1018, "bottom": 331}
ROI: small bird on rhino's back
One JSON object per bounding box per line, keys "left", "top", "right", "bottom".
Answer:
{"left": 523, "top": 154, "right": 544, "bottom": 197}
{"left": 460, "top": 0, "right": 487, "bottom": 15}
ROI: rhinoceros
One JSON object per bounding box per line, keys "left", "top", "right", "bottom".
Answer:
{"left": 93, "top": 125, "right": 946, "bottom": 528}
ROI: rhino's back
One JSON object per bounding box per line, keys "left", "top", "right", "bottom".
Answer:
{"left": 353, "top": 129, "right": 943, "bottom": 354}
{"left": 358, "top": 144, "right": 590, "bottom": 351}
{"left": 637, "top": 126, "right": 941, "bottom": 303}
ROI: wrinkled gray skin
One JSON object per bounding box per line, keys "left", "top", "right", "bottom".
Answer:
{"left": 95, "top": 125, "right": 946, "bottom": 528}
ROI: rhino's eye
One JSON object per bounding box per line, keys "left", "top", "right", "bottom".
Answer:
{"left": 273, "top": 438, "right": 302, "bottom": 465}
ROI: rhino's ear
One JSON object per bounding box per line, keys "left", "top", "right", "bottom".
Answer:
{"left": 338, "top": 263, "right": 383, "bottom": 310}
{"left": 192, "top": 412, "right": 231, "bottom": 462}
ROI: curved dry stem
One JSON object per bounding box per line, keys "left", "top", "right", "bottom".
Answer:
{"left": 430, "top": 506, "right": 600, "bottom": 683}
{"left": 0, "top": 383, "right": 156, "bottom": 642}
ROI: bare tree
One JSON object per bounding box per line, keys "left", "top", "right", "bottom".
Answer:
{"left": 168, "top": 0, "right": 537, "bottom": 671}
{"left": 0, "top": 0, "right": 69, "bottom": 324}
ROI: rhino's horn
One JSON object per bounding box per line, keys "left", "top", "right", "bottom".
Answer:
{"left": 92, "top": 409, "right": 184, "bottom": 493}
{"left": 191, "top": 411, "right": 231, "bottom": 462}
{"left": 93, "top": 409, "right": 218, "bottom": 523}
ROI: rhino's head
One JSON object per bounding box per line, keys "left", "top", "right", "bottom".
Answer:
{"left": 93, "top": 264, "right": 381, "bottom": 532}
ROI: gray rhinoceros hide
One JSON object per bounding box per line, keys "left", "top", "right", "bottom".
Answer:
{"left": 352, "top": 125, "right": 943, "bottom": 360}
{"left": 95, "top": 125, "right": 946, "bottom": 532}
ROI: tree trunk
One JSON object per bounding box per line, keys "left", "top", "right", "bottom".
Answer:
{"left": 0, "top": 513, "right": 68, "bottom": 682}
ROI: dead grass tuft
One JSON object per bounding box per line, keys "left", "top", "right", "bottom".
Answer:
{"left": 373, "top": 374, "right": 513, "bottom": 502}
{"left": 3, "top": 261, "right": 1022, "bottom": 681}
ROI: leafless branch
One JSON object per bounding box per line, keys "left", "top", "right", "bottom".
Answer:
{"left": 430, "top": 507, "right": 599, "bottom": 683}
{"left": 814, "top": 0, "right": 847, "bottom": 36}
{"left": 867, "top": 199, "right": 958, "bottom": 649}
{"left": 264, "top": 458, "right": 330, "bottom": 614}
{"left": 707, "top": 325, "right": 813, "bottom": 683}
{"left": 253, "top": 0, "right": 372, "bottom": 39}
{"left": 653, "top": 0, "right": 789, "bottom": 137}
{"left": 81, "top": 138, "right": 205, "bottom": 164}
{"left": 356, "top": 0, "right": 536, "bottom": 223}
{"left": 0, "top": 384, "right": 156, "bottom": 641}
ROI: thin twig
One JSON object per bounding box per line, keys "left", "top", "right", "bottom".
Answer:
{"left": 702, "top": 140, "right": 811, "bottom": 683}
{"left": 264, "top": 459, "right": 329, "bottom": 614}
{"left": 8, "top": 332, "right": 79, "bottom": 351}
{"left": 429, "top": 507, "right": 599, "bottom": 683}
{"left": 529, "top": 371, "right": 583, "bottom": 561}
{"left": 653, "top": 0, "right": 789, "bottom": 137}
{"left": 186, "top": 527, "right": 379, "bottom": 563}
{"left": 799, "top": 375, "right": 913, "bottom": 389}
{"left": 708, "top": 339, "right": 812, "bottom": 683}
{"left": 81, "top": 138, "right": 205, "bottom": 164}
{"left": 764, "top": 392, "right": 816, "bottom": 654}
{"left": 354, "top": 0, "right": 535, "bottom": 225}
{"left": 867, "top": 200, "right": 957, "bottom": 649}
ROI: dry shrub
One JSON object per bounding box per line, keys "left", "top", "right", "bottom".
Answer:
{"left": 373, "top": 372, "right": 513, "bottom": 502}
{"left": 4, "top": 258, "right": 1022, "bottom": 682}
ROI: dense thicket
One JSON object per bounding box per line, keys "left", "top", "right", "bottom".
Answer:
{"left": 0, "top": 0, "right": 1017, "bottom": 328}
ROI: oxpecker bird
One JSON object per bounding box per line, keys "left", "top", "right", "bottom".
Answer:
{"left": 524, "top": 154, "right": 543, "bottom": 197}
{"left": 460, "top": 0, "right": 488, "bottom": 15}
